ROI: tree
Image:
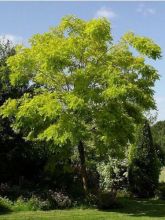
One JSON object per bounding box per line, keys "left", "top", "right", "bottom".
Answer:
{"left": 0, "top": 39, "right": 49, "bottom": 185}
{"left": 152, "top": 121, "right": 165, "bottom": 147}
{"left": 151, "top": 120, "right": 165, "bottom": 166}
{"left": 152, "top": 120, "right": 165, "bottom": 153}
{"left": 128, "top": 121, "right": 160, "bottom": 197}
{"left": 0, "top": 16, "right": 161, "bottom": 193}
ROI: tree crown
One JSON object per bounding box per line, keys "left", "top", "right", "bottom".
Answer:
{"left": 0, "top": 16, "right": 161, "bottom": 155}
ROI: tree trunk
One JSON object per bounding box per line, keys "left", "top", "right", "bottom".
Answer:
{"left": 78, "top": 140, "right": 88, "bottom": 194}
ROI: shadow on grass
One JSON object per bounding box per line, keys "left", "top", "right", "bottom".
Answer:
{"left": 108, "top": 198, "right": 165, "bottom": 218}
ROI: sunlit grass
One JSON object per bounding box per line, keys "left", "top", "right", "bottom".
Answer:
{"left": 1, "top": 199, "right": 165, "bottom": 220}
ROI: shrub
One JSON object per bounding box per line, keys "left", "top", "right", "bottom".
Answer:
{"left": 157, "top": 184, "right": 165, "bottom": 199}
{"left": 0, "top": 196, "right": 12, "bottom": 212}
{"left": 13, "top": 197, "right": 29, "bottom": 211}
{"left": 0, "top": 183, "right": 31, "bottom": 200}
{"left": 84, "top": 193, "right": 98, "bottom": 206}
{"left": 0, "top": 190, "right": 72, "bottom": 212}
{"left": 116, "top": 189, "right": 131, "bottom": 198}
{"left": 97, "top": 157, "right": 128, "bottom": 192}
{"left": 97, "top": 191, "right": 117, "bottom": 210}
{"left": 0, "top": 183, "right": 10, "bottom": 197}
{"left": 47, "top": 190, "right": 72, "bottom": 209}
{"left": 13, "top": 195, "right": 51, "bottom": 211}
{"left": 26, "top": 195, "right": 51, "bottom": 211}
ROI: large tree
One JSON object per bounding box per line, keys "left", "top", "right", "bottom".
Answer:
{"left": 0, "top": 16, "right": 161, "bottom": 193}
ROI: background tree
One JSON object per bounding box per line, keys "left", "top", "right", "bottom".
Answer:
{"left": 128, "top": 120, "right": 160, "bottom": 197}
{"left": 0, "top": 16, "right": 161, "bottom": 193}
{"left": 0, "top": 39, "right": 49, "bottom": 185}
{"left": 152, "top": 120, "right": 165, "bottom": 165}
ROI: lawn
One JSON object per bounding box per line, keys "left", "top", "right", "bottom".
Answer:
{"left": 0, "top": 199, "right": 165, "bottom": 220}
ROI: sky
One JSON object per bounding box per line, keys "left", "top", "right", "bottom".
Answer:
{"left": 0, "top": 1, "right": 164, "bottom": 121}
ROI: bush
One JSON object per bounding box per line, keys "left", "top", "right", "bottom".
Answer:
{"left": 0, "top": 183, "right": 10, "bottom": 197}
{"left": 13, "top": 195, "right": 51, "bottom": 211}
{"left": 47, "top": 190, "right": 72, "bottom": 209}
{"left": 0, "top": 190, "right": 72, "bottom": 212}
{"left": 97, "top": 157, "right": 128, "bottom": 192}
{"left": 0, "top": 196, "right": 12, "bottom": 213}
{"left": 157, "top": 184, "right": 165, "bottom": 199}
{"left": 0, "top": 183, "right": 31, "bottom": 200}
{"left": 116, "top": 189, "right": 131, "bottom": 198}
{"left": 84, "top": 193, "right": 98, "bottom": 207}
{"left": 97, "top": 191, "right": 117, "bottom": 210}
{"left": 26, "top": 196, "right": 51, "bottom": 211}
{"left": 13, "top": 197, "right": 29, "bottom": 211}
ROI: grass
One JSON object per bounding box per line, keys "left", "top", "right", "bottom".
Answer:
{"left": 0, "top": 198, "right": 165, "bottom": 220}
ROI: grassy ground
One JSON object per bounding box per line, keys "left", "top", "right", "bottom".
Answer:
{"left": 0, "top": 198, "right": 165, "bottom": 220}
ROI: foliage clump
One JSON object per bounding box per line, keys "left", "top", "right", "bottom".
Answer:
{"left": 97, "top": 157, "right": 128, "bottom": 192}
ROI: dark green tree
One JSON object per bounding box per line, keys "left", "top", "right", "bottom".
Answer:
{"left": 0, "top": 39, "right": 48, "bottom": 184}
{"left": 152, "top": 121, "right": 165, "bottom": 165}
{"left": 128, "top": 120, "right": 160, "bottom": 198}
